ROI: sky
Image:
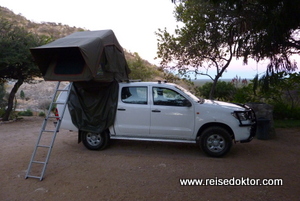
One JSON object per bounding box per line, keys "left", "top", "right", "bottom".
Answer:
{"left": 1, "top": 0, "right": 298, "bottom": 79}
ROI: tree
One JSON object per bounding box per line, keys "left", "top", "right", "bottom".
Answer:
{"left": 156, "top": 0, "right": 241, "bottom": 99}
{"left": 173, "top": 0, "right": 299, "bottom": 72}
{"left": 127, "top": 52, "right": 160, "bottom": 81}
{"left": 168, "top": 0, "right": 299, "bottom": 100}
{"left": 0, "top": 18, "right": 49, "bottom": 121}
{"left": 0, "top": 81, "right": 7, "bottom": 109}
{"left": 217, "top": 0, "right": 299, "bottom": 72}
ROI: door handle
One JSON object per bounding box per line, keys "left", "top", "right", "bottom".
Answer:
{"left": 152, "top": 109, "right": 161, "bottom": 113}
{"left": 118, "top": 108, "right": 126, "bottom": 111}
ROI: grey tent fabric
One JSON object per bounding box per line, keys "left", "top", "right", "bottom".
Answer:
{"left": 30, "top": 30, "right": 131, "bottom": 133}
{"left": 30, "top": 30, "right": 130, "bottom": 82}
{"left": 68, "top": 80, "right": 119, "bottom": 133}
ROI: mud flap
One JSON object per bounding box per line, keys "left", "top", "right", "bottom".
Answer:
{"left": 78, "top": 130, "right": 82, "bottom": 144}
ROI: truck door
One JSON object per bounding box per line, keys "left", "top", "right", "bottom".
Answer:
{"left": 150, "top": 87, "right": 194, "bottom": 139}
{"left": 114, "top": 86, "right": 150, "bottom": 136}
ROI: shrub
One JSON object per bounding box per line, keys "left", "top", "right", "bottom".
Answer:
{"left": 18, "top": 109, "right": 33, "bottom": 116}
{"left": 0, "top": 108, "right": 5, "bottom": 118}
{"left": 38, "top": 111, "right": 45, "bottom": 117}
{"left": 196, "top": 81, "right": 236, "bottom": 101}
{"left": 20, "top": 90, "right": 25, "bottom": 100}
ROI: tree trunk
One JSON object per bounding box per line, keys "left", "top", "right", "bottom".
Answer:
{"left": 2, "top": 78, "right": 24, "bottom": 121}
{"left": 209, "top": 76, "right": 220, "bottom": 100}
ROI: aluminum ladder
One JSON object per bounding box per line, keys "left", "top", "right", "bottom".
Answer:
{"left": 25, "top": 81, "right": 73, "bottom": 181}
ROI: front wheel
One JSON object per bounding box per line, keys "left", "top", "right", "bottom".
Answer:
{"left": 199, "top": 127, "right": 232, "bottom": 157}
{"left": 81, "top": 130, "right": 110, "bottom": 150}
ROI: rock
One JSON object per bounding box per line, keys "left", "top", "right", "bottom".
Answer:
{"left": 246, "top": 102, "right": 276, "bottom": 139}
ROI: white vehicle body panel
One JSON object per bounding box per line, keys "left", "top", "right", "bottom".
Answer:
{"left": 150, "top": 104, "right": 195, "bottom": 139}
{"left": 56, "top": 82, "right": 255, "bottom": 143}
{"left": 114, "top": 102, "right": 150, "bottom": 136}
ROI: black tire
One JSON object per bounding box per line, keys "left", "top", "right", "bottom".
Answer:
{"left": 81, "top": 130, "right": 110, "bottom": 150}
{"left": 199, "top": 127, "right": 232, "bottom": 157}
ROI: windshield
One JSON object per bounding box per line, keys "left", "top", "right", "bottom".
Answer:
{"left": 174, "top": 85, "right": 203, "bottom": 103}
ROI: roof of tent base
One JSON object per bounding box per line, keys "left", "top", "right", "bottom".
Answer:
{"left": 30, "top": 30, "right": 130, "bottom": 82}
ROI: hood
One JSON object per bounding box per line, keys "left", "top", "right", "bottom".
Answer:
{"left": 202, "top": 99, "right": 245, "bottom": 111}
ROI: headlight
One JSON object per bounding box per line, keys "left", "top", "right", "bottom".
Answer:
{"left": 232, "top": 111, "right": 249, "bottom": 121}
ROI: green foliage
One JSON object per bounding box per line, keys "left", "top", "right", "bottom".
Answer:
{"left": 0, "top": 82, "right": 7, "bottom": 108}
{"left": 48, "top": 103, "right": 57, "bottom": 113}
{"left": 196, "top": 73, "right": 300, "bottom": 119}
{"left": 197, "top": 81, "right": 236, "bottom": 101}
{"left": 0, "top": 18, "right": 48, "bottom": 81}
{"left": 156, "top": 0, "right": 241, "bottom": 99}
{"left": 20, "top": 90, "right": 25, "bottom": 100}
{"left": 0, "top": 18, "right": 50, "bottom": 121}
{"left": 230, "top": 77, "right": 259, "bottom": 103}
{"left": 274, "top": 119, "right": 300, "bottom": 128}
{"left": 232, "top": 85, "right": 255, "bottom": 103}
{"left": 9, "top": 111, "right": 19, "bottom": 120}
{"left": 18, "top": 109, "right": 33, "bottom": 116}
{"left": 0, "top": 108, "right": 5, "bottom": 117}
{"left": 127, "top": 52, "right": 160, "bottom": 81}
{"left": 38, "top": 111, "right": 45, "bottom": 117}
{"left": 229, "top": 73, "right": 299, "bottom": 119}
{"left": 162, "top": 70, "right": 181, "bottom": 83}
{"left": 254, "top": 72, "right": 300, "bottom": 119}
{"left": 172, "top": 0, "right": 299, "bottom": 72}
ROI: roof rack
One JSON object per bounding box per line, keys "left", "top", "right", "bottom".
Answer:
{"left": 157, "top": 80, "right": 167, "bottom": 84}
{"left": 124, "top": 79, "right": 142, "bottom": 83}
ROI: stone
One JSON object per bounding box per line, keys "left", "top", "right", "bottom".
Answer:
{"left": 246, "top": 102, "right": 276, "bottom": 139}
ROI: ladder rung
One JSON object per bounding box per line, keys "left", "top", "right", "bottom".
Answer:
{"left": 43, "top": 130, "right": 56, "bottom": 133}
{"left": 33, "top": 160, "right": 46, "bottom": 164}
{"left": 26, "top": 175, "right": 42, "bottom": 179}
{"left": 57, "top": 89, "right": 70, "bottom": 92}
{"left": 48, "top": 116, "right": 60, "bottom": 119}
{"left": 37, "top": 145, "right": 51, "bottom": 148}
{"left": 53, "top": 102, "right": 67, "bottom": 105}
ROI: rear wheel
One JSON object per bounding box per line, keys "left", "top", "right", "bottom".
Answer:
{"left": 199, "top": 127, "right": 232, "bottom": 157}
{"left": 81, "top": 130, "right": 110, "bottom": 150}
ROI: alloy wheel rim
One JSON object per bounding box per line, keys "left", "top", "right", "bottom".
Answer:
{"left": 206, "top": 134, "right": 225, "bottom": 153}
{"left": 87, "top": 132, "right": 102, "bottom": 146}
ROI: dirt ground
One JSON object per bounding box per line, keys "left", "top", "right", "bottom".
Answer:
{"left": 0, "top": 116, "right": 299, "bottom": 201}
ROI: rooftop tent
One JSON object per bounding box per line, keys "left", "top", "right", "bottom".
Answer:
{"left": 30, "top": 30, "right": 130, "bottom": 82}
{"left": 30, "top": 30, "right": 131, "bottom": 134}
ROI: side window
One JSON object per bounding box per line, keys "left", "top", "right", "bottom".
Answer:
{"left": 121, "top": 87, "right": 147, "bottom": 104}
{"left": 153, "top": 87, "right": 191, "bottom": 106}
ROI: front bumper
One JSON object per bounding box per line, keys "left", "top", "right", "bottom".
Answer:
{"left": 240, "top": 121, "right": 256, "bottom": 143}
{"left": 233, "top": 104, "right": 257, "bottom": 143}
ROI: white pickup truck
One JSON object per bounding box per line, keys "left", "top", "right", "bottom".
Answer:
{"left": 56, "top": 81, "right": 256, "bottom": 157}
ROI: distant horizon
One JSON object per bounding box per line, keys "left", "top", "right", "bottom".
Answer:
{"left": 192, "top": 77, "right": 252, "bottom": 80}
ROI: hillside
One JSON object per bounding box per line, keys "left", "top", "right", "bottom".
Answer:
{"left": 0, "top": 6, "right": 153, "bottom": 65}
{"left": 1, "top": 6, "right": 170, "bottom": 113}
{"left": 0, "top": 6, "right": 85, "bottom": 39}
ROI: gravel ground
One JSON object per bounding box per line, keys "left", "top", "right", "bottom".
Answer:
{"left": 0, "top": 116, "right": 299, "bottom": 201}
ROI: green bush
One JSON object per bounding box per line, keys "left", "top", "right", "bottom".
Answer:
{"left": 38, "top": 111, "right": 45, "bottom": 117}
{"left": 0, "top": 108, "right": 5, "bottom": 118}
{"left": 274, "top": 119, "right": 300, "bottom": 128}
{"left": 272, "top": 103, "right": 300, "bottom": 120}
{"left": 18, "top": 109, "right": 33, "bottom": 116}
{"left": 196, "top": 81, "right": 236, "bottom": 101}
